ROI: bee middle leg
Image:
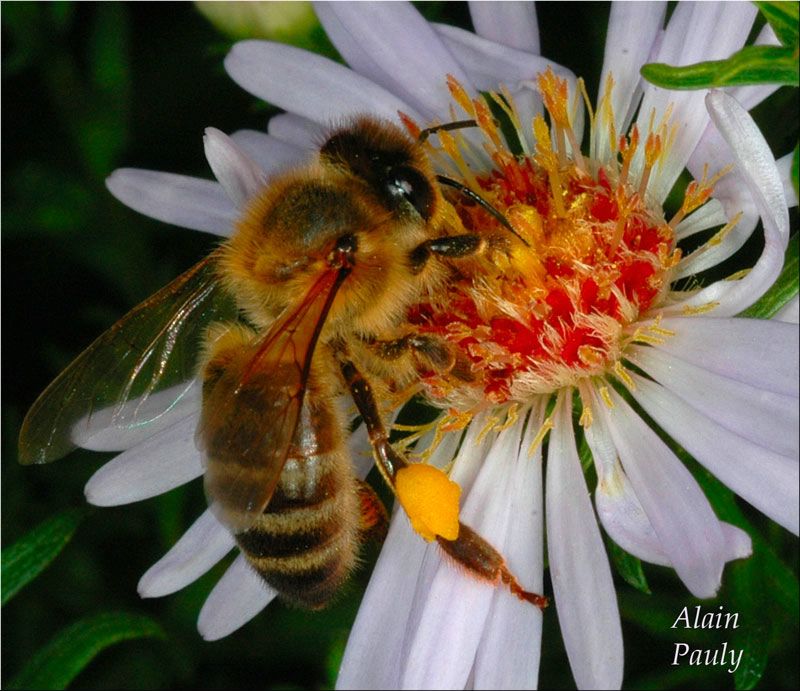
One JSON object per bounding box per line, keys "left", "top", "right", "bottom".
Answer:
{"left": 339, "top": 357, "right": 547, "bottom": 609}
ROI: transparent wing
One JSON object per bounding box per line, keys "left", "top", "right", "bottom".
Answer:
{"left": 19, "top": 253, "right": 237, "bottom": 465}
{"left": 200, "top": 265, "right": 347, "bottom": 533}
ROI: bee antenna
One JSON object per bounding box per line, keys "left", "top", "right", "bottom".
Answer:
{"left": 435, "top": 175, "right": 530, "bottom": 248}
{"left": 418, "top": 119, "right": 478, "bottom": 143}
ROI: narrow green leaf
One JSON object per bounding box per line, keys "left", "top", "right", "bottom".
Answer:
{"left": 7, "top": 612, "right": 166, "bottom": 690}
{"left": 730, "top": 560, "right": 769, "bottom": 690}
{"left": 1, "top": 507, "right": 87, "bottom": 606}
{"left": 642, "top": 45, "right": 799, "bottom": 90}
{"left": 739, "top": 233, "right": 799, "bottom": 319}
{"left": 792, "top": 141, "right": 799, "bottom": 203}
{"left": 755, "top": 1, "right": 800, "bottom": 47}
{"left": 607, "top": 538, "right": 651, "bottom": 594}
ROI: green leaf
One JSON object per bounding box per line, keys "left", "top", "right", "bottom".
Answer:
{"left": 730, "top": 560, "right": 769, "bottom": 690}
{"left": 607, "top": 539, "right": 651, "bottom": 594}
{"left": 739, "top": 232, "right": 799, "bottom": 319}
{"left": 755, "top": 1, "right": 800, "bottom": 48}
{"left": 1, "top": 507, "right": 88, "bottom": 606}
{"left": 7, "top": 612, "right": 166, "bottom": 690}
{"left": 641, "top": 45, "right": 799, "bottom": 89}
{"left": 793, "top": 141, "right": 799, "bottom": 203}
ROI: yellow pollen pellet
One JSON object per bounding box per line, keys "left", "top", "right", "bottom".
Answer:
{"left": 396, "top": 464, "right": 461, "bottom": 542}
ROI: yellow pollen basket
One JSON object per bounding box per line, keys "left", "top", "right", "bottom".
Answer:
{"left": 396, "top": 463, "right": 461, "bottom": 541}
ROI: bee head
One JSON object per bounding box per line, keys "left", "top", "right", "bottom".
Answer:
{"left": 320, "top": 118, "right": 438, "bottom": 224}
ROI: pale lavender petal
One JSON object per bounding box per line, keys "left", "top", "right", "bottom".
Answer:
{"left": 597, "top": 1, "right": 666, "bottom": 149}
{"left": 774, "top": 295, "right": 799, "bottom": 324}
{"left": 84, "top": 413, "right": 202, "bottom": 506}
{"left": 629, "top": 345, "right": 798, "bottom": 458}
{"left": 138, "top": 509, "right": 235, "bottom": 597}
{"left": 468, "top": 0, "right": 540, "bottom": 53}
{"left": 594, "top": 387, "right": 727, "bottom": 598}
{"left": 400, "top": 422, "right": 524, "bottom": 689}
{"left": 777, "top": 151, "right": 799, "bottom": 207}
{"left": 225, "top": 40, "right": 419, "bottom": 126}
{"left": 197, "top": 554, "right": 276, "bottom": 641}
{"left": 585, "top": 412, "right": 670, "bottom": 565}
{"left": 588, "top": 407, "right": 753, "bottom": 564}
{"left": 433, "top": 22, "right": 576, "bottom": 151}
{"left": 674, "top": 198, "right": 726, "bottom": 240}
{"left": 634, "top": 2, "right": 757, "bottom": 201}
{"left": 267, "top": 112, "right": 325, "bottom": 150}
{"left": 433, "top": 23, "right": 568, "bottom": 93}
{"left": 547, "top": 393, "right": 622, "bottom": 689}
{"left": 472, "top": 407, "right": 546, "bottom": 690}
{"left": 338, "top": 415, "right": 493, "bottom": 690}
{"left": 106, "top": 169, "right": 236, "bottom": 236}
{"left": 336, "top": 512, "right": 426, "bottom": 690}
{"left": 230, "top": 129, "right": 308, "bottom": 174}
{"left": 314, "top": 2, "right": 470, "bottom": 120}
{"left": 73, "top": 379, "right": 201, "bottom": 452}
{"left": 203, "top": 127, "right": 267, "bottom": 208}
{"left": 676, "top": 91, "right": 790, "bottom": 316}
{"left": 630, "top": 373, "right": 799, "bottom": 535}
{"left": 647, "top": 316, "right": 799, "bottom": 397}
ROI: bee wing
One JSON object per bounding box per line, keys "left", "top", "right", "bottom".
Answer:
{"left": 200, "top": 265, "right": 348, "bottom": 533}
{"left": 19, "top": 253, "right": 237, "bottom": 465}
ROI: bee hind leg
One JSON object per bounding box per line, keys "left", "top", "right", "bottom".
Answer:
{"left": 339, "top": 357, "right": 547, "bottom": 610}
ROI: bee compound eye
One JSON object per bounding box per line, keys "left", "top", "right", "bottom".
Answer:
{"left": 386, "top": 165, "right": 434, "bottom": 221}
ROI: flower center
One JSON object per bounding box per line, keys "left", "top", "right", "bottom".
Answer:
{"left": 403, "top": 70, "right": 706, "bottom": 410}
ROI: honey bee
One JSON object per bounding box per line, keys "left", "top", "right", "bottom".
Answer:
{"left": 19, "top": 117, "right": 546, "bottom": 611}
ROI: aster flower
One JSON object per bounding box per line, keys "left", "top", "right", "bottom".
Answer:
{"left": 62, "top": 1, "right": 796, "bottom": 689}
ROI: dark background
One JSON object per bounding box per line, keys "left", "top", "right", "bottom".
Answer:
{"left": 3, "top": 2, "right": 798, "bottom": 689}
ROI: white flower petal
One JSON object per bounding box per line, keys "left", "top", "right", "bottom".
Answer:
{"left": 585, "top": 409, "right": 669, "bottom": 565}
{"left": 315, "top": 1, "right": 470, "bottom": 120}
{"left": 468, "top": 0, "right": 540, "bottom": 53}
{"left": 197, "top": 554, "right": 276, "bottom": 641}
{"left": 596, "top": 0, "right": 666, "bottom": 156}
{"left": 594, "top": 387, "right": 727, "bottom": 598}
{"left": 629, "top": 344, "right": 798, "bottom": 458}
{"left": 400, "top": 419, "right": 513, "bottom": 689}
{"left": 677, "top": 91, "right": 790, "bottom": 316}
{"left": 84, "top": 413, "right": 203, "bottom": 506}
{"left": 548, "top": 393, "right": 623, "bottom": 690}
{"left": 630, "top": 373, "right": 799, "bottom": 535}
{"left": 203, "top": 127, "right": 268, "bottom": 208}
{"left": 643, "top": 316, "right": 799, "bottom": 397}
{"left": 267, "top": 112, "right": 325, "bottom": 150}
{"left": 433, "top": 22, "right": 577, "bottom": 152}
{"left": 774, "top": 295, "right": 799, "bottom": 324}
{"left": 230, "top": 129, "right": 308, "bottom": 175}
{"left": 225, "top": 40, "right": 419, "bottom": 126}
{"left": 338, "top": 414, "right": 493, "bottom": 690}
{"left": 634, "top": 2, "right": 757, "bottom": 201}
{"left": 433, "top": 22, "right": 565, "bottom": 91}
{"left": 336, "top": 513, "right": 427, "bottom": 690}
{"left": 72, "top": 379, "right": 201, "bottom": 452}
{"left": 777, "top": 151, "right": 799, "bottom": 207}
{"left": 674, "top": 198, "right": 726, "bottom": 240}
{"left": 473, "top": 407, "right": 546, "bottom": 690}
{"left": 588, "top": 410, "right": 755, "bottom": 563}
{"left": 138, "top": 509, "right": 235, "bottom": 597}
{"left": 106, "top": 168, "right": 236, "bottom": 236}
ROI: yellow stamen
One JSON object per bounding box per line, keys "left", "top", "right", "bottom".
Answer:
{"left": 527, "top": 415, "right": 554, "bottom": 457}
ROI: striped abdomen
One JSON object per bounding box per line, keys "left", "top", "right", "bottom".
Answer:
{"left": 234, "top": 395, "right": 360, "bottom": 609}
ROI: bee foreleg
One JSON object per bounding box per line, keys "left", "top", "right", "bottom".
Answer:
{"left": 339, "top": 357, "right": 546, "bottom": 610}
{"left": 409, "top": 234, "right": 485, "bottom": 273}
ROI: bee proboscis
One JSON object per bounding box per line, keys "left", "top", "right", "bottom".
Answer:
{"left": 19, "top": 117, "right": 547, "bottom": 611}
